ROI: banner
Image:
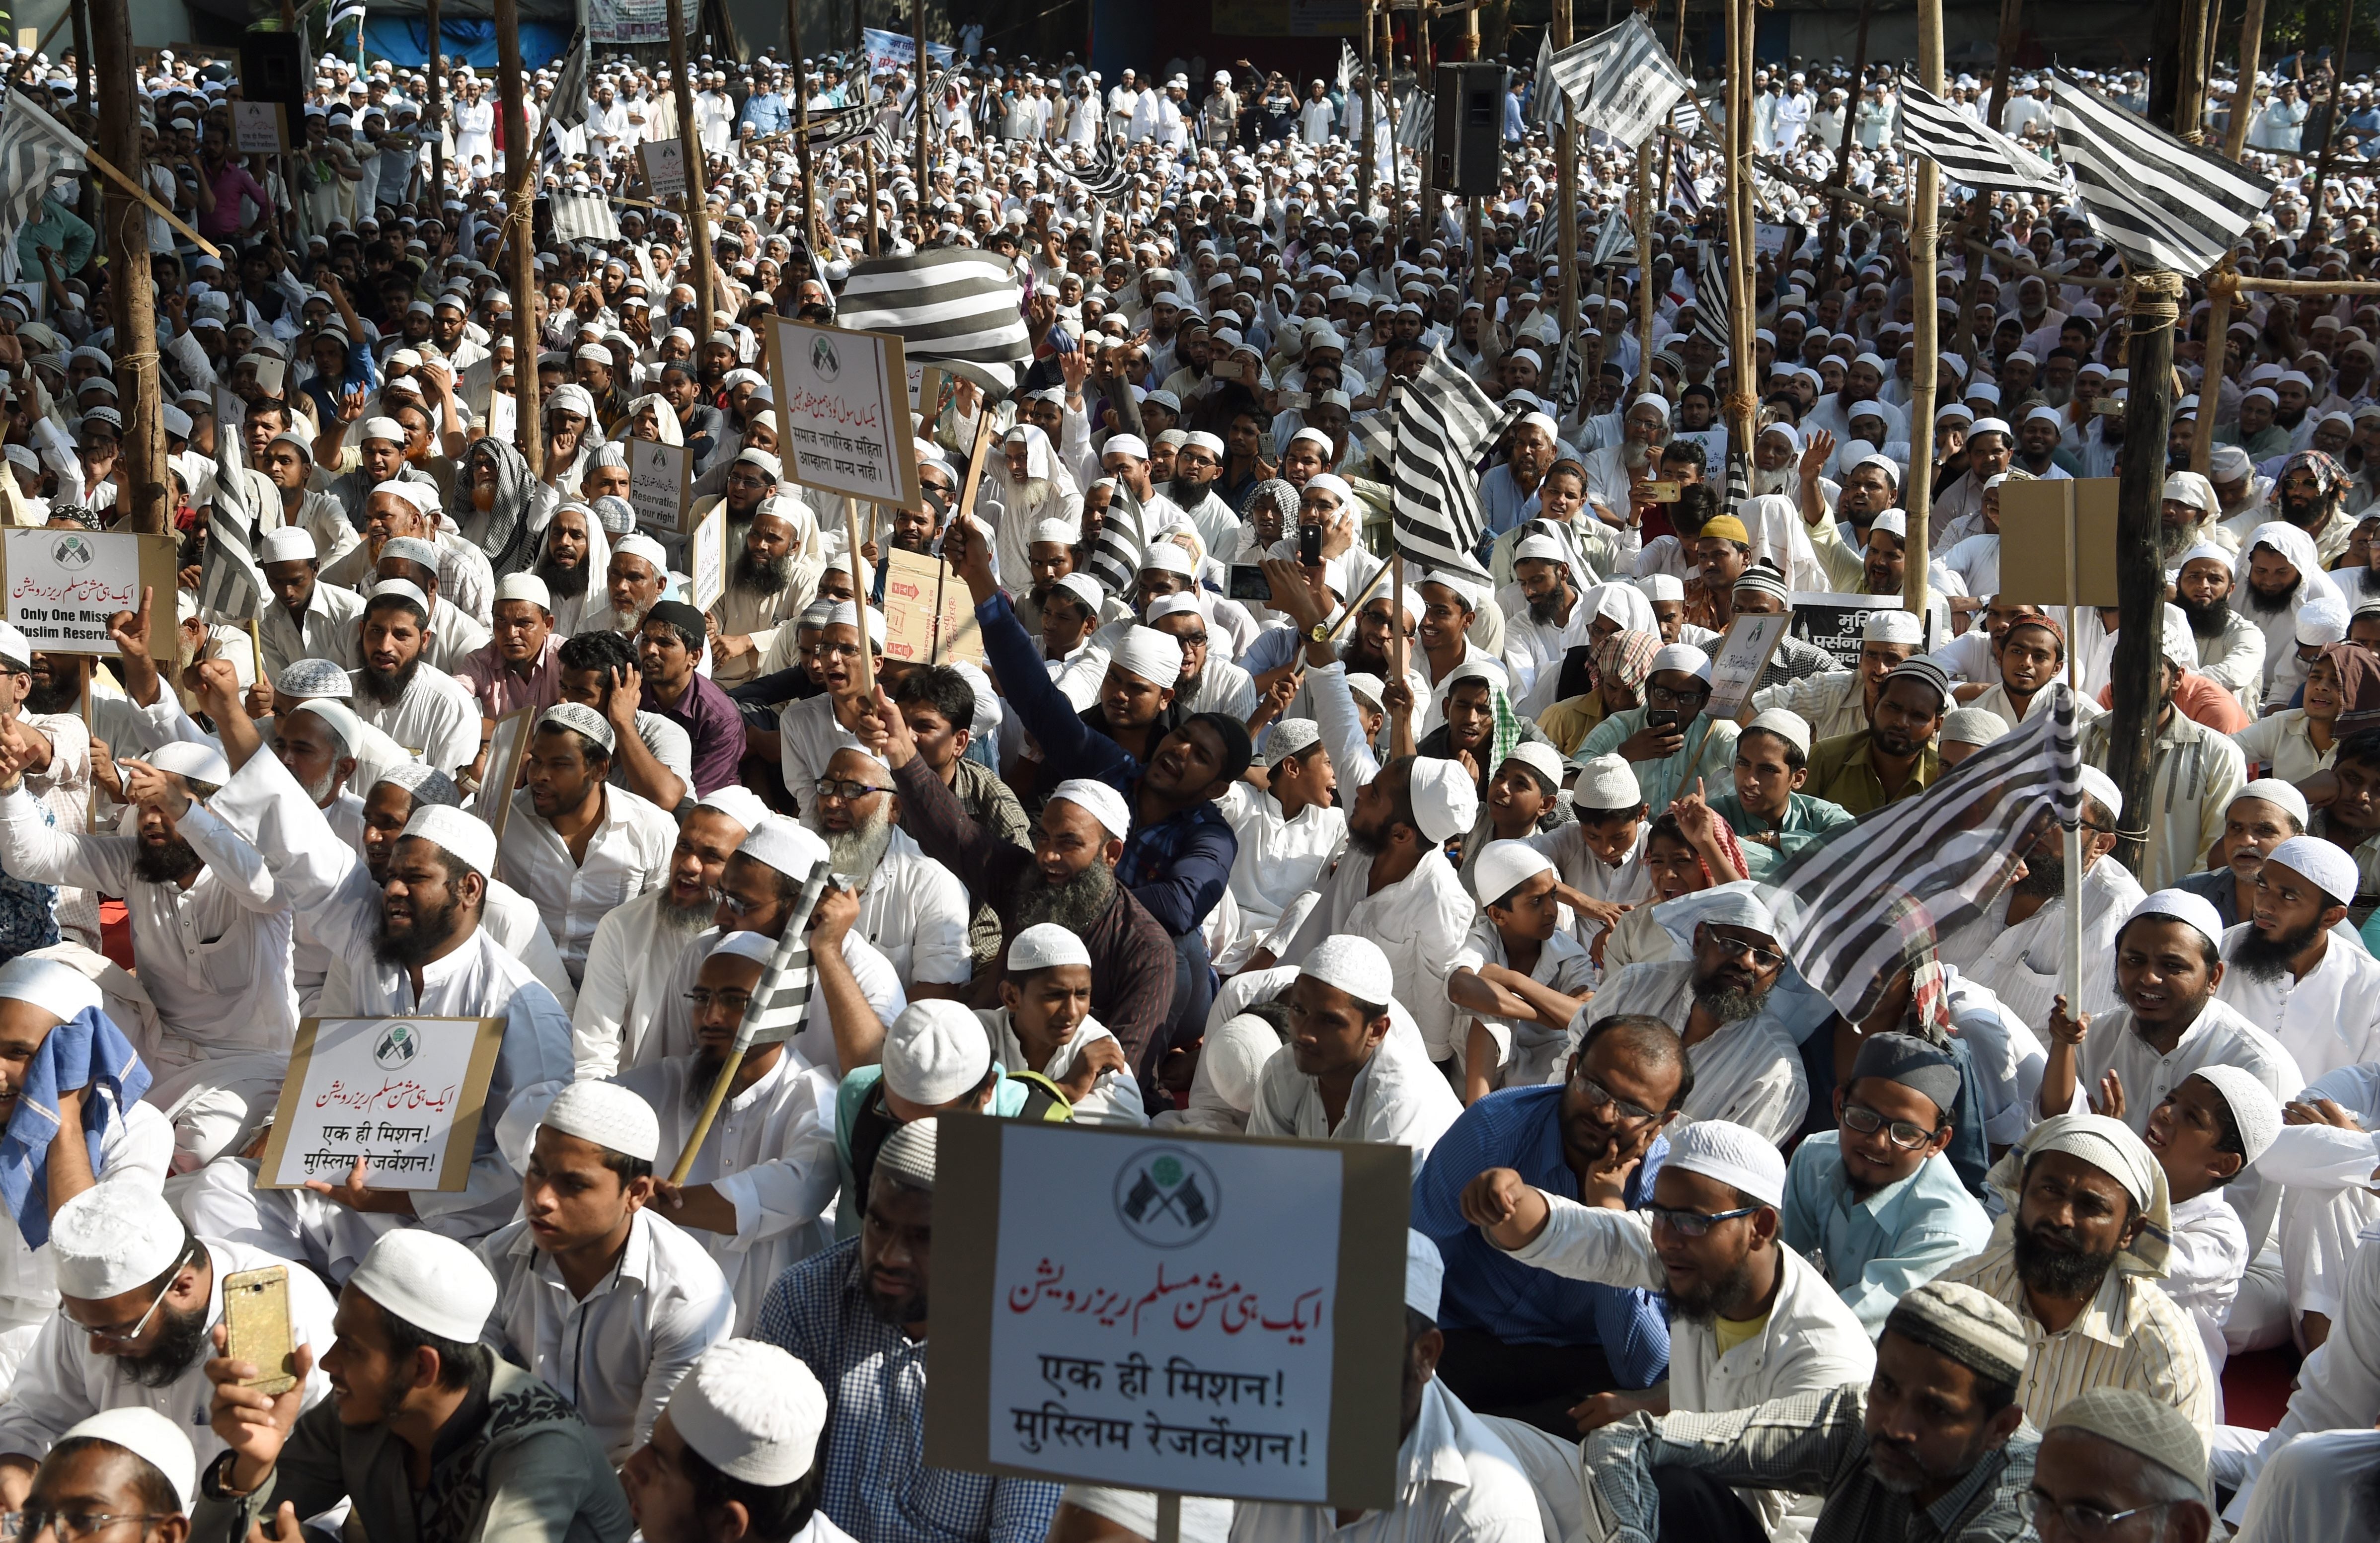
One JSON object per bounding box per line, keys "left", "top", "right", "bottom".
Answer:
{"left": 1, "top": 531, "right": 178, "bottom": 656}
{"left": 766, "top": 316, "right": 922, "bottom": 513}
{"left": 259, "top": 1017, "right": 506, "bottom": 1192}
{"left": 1788, "top": 591, "right": 1939, "bottom": 670}
{"left": 588, "top": 0, "right": 699, "bottom": 45}
{"left": 880, "top": 548, "right": 985, "bottom": 668}
{"left": 862, "top": 27, "right": 957, "bottom": 76}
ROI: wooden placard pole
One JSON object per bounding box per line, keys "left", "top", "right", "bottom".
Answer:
{"left": 667, "top": 0, "right": 720, "bottom": 340}
{"left": 91, "top": 0, "right": 167, "bottom": 535}
{"left": 2191, "top": 262, "right": 2231, "bottom": 475}
{"left": 790, "top": 0, "right": 817, "bottom": 256}
{"left": 494, "top": 0, "right": 542, "bottom": 473}
{"left": 1903, "top": 0, "right": 1943, "bottom": 613}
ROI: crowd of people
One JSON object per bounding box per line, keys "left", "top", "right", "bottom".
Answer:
{"left": 0, "top": 15, "right": 2378, "bottom": 1543}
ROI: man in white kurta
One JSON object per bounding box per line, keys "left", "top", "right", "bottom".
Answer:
{"left": 1583, "top": 955, "right": 1810, "bottom": 1145}
{"left": 2212, "top": 836, "right": 2380, "bottom": 1085}
{"left": 347, "top": 582, "right": 482, "bottom": 774}
{"left": 495, "top": 704, "right": 678, "bottom": 988}
{"left": 1211, "top": 720, "right": 1347, "bottom": 972}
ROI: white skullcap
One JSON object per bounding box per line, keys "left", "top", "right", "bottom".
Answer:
{"left": 1050, "top": 778, "right": 1131, "bottom": 840}
{"left": 277, "top": 658, "right": 352, "bottom": 698}
{"left": 347, "top": 1228, "right": 498, "bottom": 1343}
{"left": 1649, "top": 642, "right": 1711, "bottom": 682}
{"left": 366, "top": 578, "right": 431, "bottom": 619}
{"left": 1140, "top": 542, "right": 1196, "bottom": 577}
{"left": 668, "top": 1340, "right": 830, "bottom": 1486}
{"left": 2297, "top": 595, "right": 2351, "bottom": 648}
{"left": 1053, "top": 574, "right": 1105, "bottom": 615}
{"left": 367, "top": 478, "right": 430, "bottom": 514}
{"left": 2124, "top": 888, "right": 2226, "bottom": 952}
{"left": 540, "top": 1080, "right": 660, "bottom": 1163}
{"left": 2190, "top": 1065, "right": 2281, "bottom": 1166}
{"left": 1504, "top": 741, "right": 1566, "bottom": 792}
{"left": 1110, "top": 626, "right": 1184, "bottom": 689}
{"left": 1406, "top": 757, "right": 1478, "bottom": 844}
{"left": 2176, "top": 540, "right": 2229, "bottom": 570}
{"left": 1666, "top": 1119, "right": 1787, "bottom": 1207}
{"left": 148, "top": 740, "right": 231, "bottom": 789}
{"left": 2231, "top": 777, "right": 2310, "bottom": 828}
{"left": 52, "top": 1183, "right": 186, "bottom": 1298}
{"left": 1473, "top": 839, "right": 1554, "bottom": 907}
{"left": 1862, "top": 608, "right": 1924, "bottom": 644}
{"left": 1638, "top": 573, "right": 1685, "bottom": 603}
{"left": 291, "top": 698, "right": 361, "bottom": 755}
{"left": 875, "top": 1118, "right": 938, "bottom": 1190}
{"left": 707, "top": 931, "right": 780, "bottom": 968}
{"left": 883, "top": 1000, "right": 994, "bottom": 1105}
{"left": 2264, "top": 834, "right": 2359, "bottom": 909}
{"left": 359, "top": 415, "right": 406, "bottom": 444}
{"left": 1513, "top": 533, "right": 1566, "bottom": 564}
{"left": 540, "top": 701, "right": 617, "bottom": 754}
{"left": 1305, "top": 471, "right": 1354, "bottom": 509}
{"left": 60, "top": 1408, "right": 196, "bottom": 1512}
{"left": 401, "top": 803, "right": 498, "bottom": 878}
{"left": 0, "top": 956, "right": 104, "bottom": 1025}
{"left": 2164, "top": 473, "right": 2220, "bottom": 515}
{"left": 695, "top": 786, "right": 770, "bottom": 831}
{"left": 1265, "top": 718, "right": 1323, "bottom": 766}
{"left": 736, "top": 815, "right": 829, "bottom": 879}
{"left": 1572, "top": 752, "right": 1642, "bottom": 810}
{"left": 1102, "top": 433, "right": 1149, "bottom": 460}
{"left": 1629, "top": 393, "right": 1670, "bottom": 420}
{"left": 1029, "top": 517, "right": 1078, "bottom": 547}
{"left": 0, "top": 623, "right": 27, "bottom": 674}
{"left": 615, "top": 533, "right": 669, "bottom": 574}
{"left": 2076, "top": 764, "right": 2125, "bottom": 822}
{"left": 1343, "top": 672, "right": 1388, "bottom": 710}
{"left": 1009, "top": 923, "right": 1092, "bottom": 973}
{"left": 1870, "top": 511, "right": 1910, "bottom": 539}
{"left": 258, "top": 527, "right": 318, "bottom": 563}
{"left": 1301, "top": 934, "right": 1395, "bottom": 1006}
{"left": 380, "top": 536, "right": 442, "bottom": 575}
{"left": 495, "top": 573, "right": 552, "bottom": 611}
{"left": 1743, "top": 707, "right": 1812, "bottom": 756}
{"left": 1406, "top": 1230, "right": 1445, "bottom": 1320}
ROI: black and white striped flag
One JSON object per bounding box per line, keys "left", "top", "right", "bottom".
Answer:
{"left": 1669, "top": 139, "right": 1703, "bottom": 215}
{"left": 1687, "top": 239, "right": 1729, "bottom": 357}
{"left": 1338, "top": 42, "right": 1360, "bottom": 96}
{"left": 1396, "top": 88, "right": 1434, "bottom": 151}
{"left": 1388, "top": 346, "right": 1499, "bottom": 579}
{"left": 1545, "top": 12, "right": 1691, "bottom": 148}
{"left": 1085, "top": 482, "right": 1148, "bottom": 599}
{"left": 1589, "top": 206, "right": 1636, "bottom": 269}
{"left": 539, "top": 28, "right": 589, "bottom": 179}
{"left": 2049, "top": 69, "right": 2272, "bottom": 276}
{"left": 732, "top": 861, "right": 837, "bottom": 1050}
{"left": 198, "top": 448, "right": 263, "bottom": 624}
{"left": 0, "top": 90, "right": 85, "bottom": 285}
{"left": 836, "top": 249, "right": 1033, "bottom": 396}
{"left": 1896, "top": 76, "right": 2065, "bottom": 196}
{"left": 1766, "top": 684, "right": 2082, "bottom": 1016}
{"left": 549, "top": 190, "right": 621, "bottom": 242}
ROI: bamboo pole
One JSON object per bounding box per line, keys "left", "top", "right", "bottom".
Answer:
{"left": 427, "top": 0, "right": 445, "bottom": 203}
{"left": 914, "top": 0, "right": 930, "bottom": 190}
{"left": 92, "top": 0, "right": 165, "bottom": 533}
{"left": 669, "top": 0, "right": 721, "bottom": 346}
{"left": 2307, "top": 0, "right": 2358, "bottom": 239}
{"left": 495, "top": 0, "right": 542, "bottom": 472}
{"left": 2221, "top": 0, "right": 2267, "bottom": 162}
{"left": 1554, "top": 0, "right": 1576, "bottom": 340}
{"left": 791, "top": 0, "right": 816, "bottom": 256}
{"left": 1904, "top": 0, "right": 1942, "bottom": 607}
{"left": 1721, "top": 0, "right": 1755, "bottom": 482}
{"left": 2106, "top": 272, "right": 2186, "bottom": 873}
{"left": 2191, "top": 262, "right": 2231, "bottom": 475}
{"left": 1988, "top": 0, "right": 2021, "bottom": 133}
{"left": 1634, "top": 133, "right": 1657, "bottom": 396}
{"left": 1817, "top": 0, "right": 1871, "bottom": 294}
{"left": 1358, "top": 0, "right": 1375, "bottom": 215}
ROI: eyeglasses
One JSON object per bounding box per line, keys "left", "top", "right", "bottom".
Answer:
{"left": 1840, "top": 1102, "right": 1944, "bottom": 1151}
{"left": 1646, "top": 683, "right": 1709, "bottom": 708}
{"left": 60, "top": 1246, "right": 190, "bottom": 1344}
{"left": 1701, "top": 931, "right": 1787, "bottom": 971}
{"left": 2016, "top": 1491, "right": 2175, "bottom": 1536}
{"left": 684, "top": 989, "right": 755, "bottom": 1017}
{"left": 1569, "top": 1072, "right": 1661, "bottom": 1128}
{"left": 0, "top": 1512, "right": 173, "bottom": 1542}
{"left": 1645, "top": 1203, "right": 1764, "bottom": 1238}
{"left": 813, "top": 778, "right": 891, "bottom": 803}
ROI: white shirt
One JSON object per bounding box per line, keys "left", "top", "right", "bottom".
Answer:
{"left": 2215, "top": 922, "right": 2380, "bottom": 1086}
{"left": 0, "top": 1238, "right": 336, "bottom": 1468}
{"left": 848, "top": 826, "right": 975, "bottom": 990}
{"left": 641, "top": 924, "right": 908, "bottom": 1080}
{"left": 1582, "top": 960, "right": 1810, "bottom": 1143}
{"left": 569, "top": 888, "right": 715, "bottom": 1077}
{"left": 1501, "top": 594, "right": 1598, "bottom": 715}
{"left": 1509, "top": 1197, "right": 1875, "bottom": 1535}
{"left": 0, "top": 1114, "right": 172, "bottom": 1332}
{"left": 259, "top": 582, "right": 365, "bottom": 679}
{"left": 1246, "top": 995, "right": 1463, "bottom": 1178}
{"left": 617, "top": 1050, "right": 840, "bottom": 1331}
{"left": 979, "top": 1006, "right": 1147, "bottom": 1126}
{"left": 1751, "top": 670, "right": 1867, "bottom": 741}
{"left": 1212, "top": 784, "right": 1347, "bottom": 971}
{"left": 2161, "top": 1188, "right": 2249, "bottom": 1382}
{"left": 1450, "top": 917, "right": 1596, "bottom": 1090}
{"left": 321, "top": 878, "right": 573, "bottom": 1018}
{"left": 1936, "top": 855, "right": 2145, "bottom": 1034}
{"left": 478, "top": 1208, "right": 734, "bottom": 1461}
{"left": 0, "top": 789, "right": 297, "bottom": 1071}
{"left": 1281, "top": 845, "right": 1477, "bottom": 1062}
{"left": 347, "top": 661, "right": 482, "bottom": 774}
{"left": 496, "top": 784, "right": 679, "bottom": 986}
{"left": 1228, "top": 1378, "right": 1543, "bottom": 1543}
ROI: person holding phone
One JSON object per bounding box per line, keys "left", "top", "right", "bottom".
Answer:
{"left": 1573, "top": 643, "right": 1743, "bottom": 816}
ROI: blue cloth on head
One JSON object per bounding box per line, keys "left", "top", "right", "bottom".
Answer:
{"left": 0, "top": 1006, "right": 149, "bottom": 1249}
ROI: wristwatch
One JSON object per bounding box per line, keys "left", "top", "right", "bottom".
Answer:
{"left": 1307, "top": 621, "right": 1330, "bottom": 643}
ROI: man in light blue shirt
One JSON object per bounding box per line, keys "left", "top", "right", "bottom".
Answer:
{"left": 1780, "top": 1030, "right": 1992, "bottom": 1336}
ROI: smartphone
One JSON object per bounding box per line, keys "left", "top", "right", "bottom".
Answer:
{"left": 1643, "top": 480, "right": 1682, "bottom": 503}
{"left": 1279, "top": 390, "right": 1312, "bottom": 410}
{"left": 1298, "top": 522, "right": 1324, "bottom": 565}
{"left": 222, "top": 1266, "right": 298, "bottom": 1397}
{"left": 1228, "top": 562, "right": 1271, "bottom": 602}
{"left": 1645, "top": 708, "right": 1682, "bottom": 730}
{"left": 2093, "top": 395, "right": 2126, "bottom": 415}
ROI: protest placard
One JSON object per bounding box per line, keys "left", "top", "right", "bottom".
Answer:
{"left": 232, "top": 101, "right": 287, "bottom": 155}
{"left": 0, "top": 531, "right": 179, "bottom": 656}
{"left": 1996, "top": 478, "right": 2120, "bottom": 609}
{"left": 628, "top": 440, "right": 693, "bottom": 534}
{"left": 880, "top": 548, "right": 985, "bottom": 667}
{"left": 259, "top": 1017, "right": 505, "bottom": 1192}
{"left": 1703, "top": 612, "right": 1792, "bottom": 724}
{"left": 476, "top": 708, "right": 534, "bottom": 837}
{"left": 485, "top": 388, "right": 518, "bottom": 446}
{"left": 1788, "top": 592, "right": 1939, "bottom": 670}
{"left": 926, "top": 1120, "right": 1407, "bottom": 1508}
{"left": 765, "top": 316, "right": 921, "bottom": 513}
{"left": 638, "top": 139, "right": 687, "bottom": 201}
{"left": 690, "top": 504, "right": 728, "bottom": 612}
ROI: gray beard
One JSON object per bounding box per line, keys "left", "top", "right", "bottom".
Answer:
{"left": 2152, "top": 518, "right": 2202, "bottom": 560}
{"left": 659, "top": 891, "right": 716, "bottom": 930}
{"left": 1689, "top": 963, "right": 1768, "bottom": 1025}
{"left": 814, "top": 806, "right": 895, "bottom": 882}
{"left": 1016, "top": 861, "right": 1117, "bottom": 930}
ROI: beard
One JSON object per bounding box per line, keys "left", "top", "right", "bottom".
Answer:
{"left": 659, "top": 888, "right": 717, "bottom": 930}
{"left": 24, "top": 677, "right": 77, "bottom": 716}
{"left": 133, "top": 838, "right": 203, "bottom": 885}
{"left": 2278, "top": 489, "right": 2330, "bottom": 530}
{"left": 2176, "top": 592, "right": 2231, "bottom": 637}
{"left": 373, "top": 889, "right": 465, "bottom": 967}
{"left": 355, "top": 655, "right": 421, "bottom": 706}
{"left": 2013, "top": 1216, "right": 2120, "bottom": 1298}
{"left": 299, "top": 764, "right": 341, "bottom": 806}
{"left": 1527, "top": 587, "right": 1573, "bottom": 625}
{"left": 535, "top": 552, "right": 591, "bottom": 600}
{"left": 2245, "top": 574, "right": 2302, "bottom": 616}
{"left": 1622, "top": 440, "right": 1653, "bottom": 470}
{"left": 1168, "top": 475, "right": 1209, "bottom": 507}
{"left": 1015, "top": 860, "right": 1117, "bottom": 931}
{"left": 733, "top": 548, "right": 792, "bottom": 593}
{"left": 2232, "top": 915, "right": 2325, "bottom": 982}
{"left": 120, "top": 1299, "right": 214, "bottom": 1389}
{"left": 813, "top": 803, "right": 895, "bottom": 882}
{"left": 2011, "top": 849, "right": 2064, "bottom": 897}
{"left": 2152, "top": 518, "right": 2203, "bottom": 561}
{"left": 1689, "top": 962, "right": 1768, "bottom": 1024}
{"left": 1666, "top": 1253, "right": 1760, "bottom": 1328}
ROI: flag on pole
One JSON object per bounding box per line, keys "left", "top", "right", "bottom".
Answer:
{"left": 1766, "top": 684, "right": 2083, "bottom": 1015}
{"left": 197, "top": 450, "right": 263, "bottom": 624}
{"left": 549, "top": 190, "right": 622, "bottom": 241}
{"left": 1338, "top": 42, "right": 1360, "bottom": 95}
{"left": 1895, "top": 76, "right": 2067, "bottom": 196}
{"left": 1668, "top": 140, "right": 1703, "bottom": 216}
{"left": 835, "top": 249, "right": 1033, "bottom": 395}
{"left": 1085, "top": 484, "right": 1149, "bottom": 599}
{"left": 540, "top": 28, "right": 590, "bottom": 178}
{"left": 0, "top": 90, "right": 87, "bottom": 284}
{"left": 1686, "top": 239, "right": 1729, "bottom": 358}
{"left": 1544, "top": 13, "right": 1692, "bottom": 148}
{"left": 1388, "top": 346, "right": 1501, "bottom": 579}
{"left": 1396, "top": 88, "right": 1435, "bottom": 150}
{"left": 1588, "top": 206, "right": 1637, "bottom": 268}
{"left": 2048, "top": 69, "right": 2272, "bottom": 276}
{"left": 327, "top": 0, "right": 368, "bottom": 31}
{"left": 731, "top": 863, "right": 837, "bottom": 1049}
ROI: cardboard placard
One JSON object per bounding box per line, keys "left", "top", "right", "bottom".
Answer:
{"left": 485, "top": 389, "right": 519, "bottom": 447}
{"left": 765, "top": 316, "right": 923, "bottom": 514}
{"left": 638, "top": 138, "right": 688, "bottom": 201}
{"left": 258, "top": 1016, "right": 506, "bottom": 1192}
{"left": 628, "top": 439, "right": 694, "bottom": 535}
{"left": 924, "top": 1119, "right": 1407, "bottom": 1509}
{"left": 476, "top": 707, "right": 534, "bottom": 838}
{"left": 1995, "top": 477, "right": 2121, "bottom": 609}
{"left": 1703, "top": 612, "right": 1793, "bottom": 724}
{"left": 232, "top": 101, "right": 288, "bottom": 156}
{"left": 690, "top": 503, "right": 728, "bottom": 613}
{"left": 880, "top": 547, "right": 985, "bottom": 667}
{"left": 0, "top": 531, "right": 180, "bottom": 655}
{"left": 1788, "top": 591, "right": 1941, "bottom": 670}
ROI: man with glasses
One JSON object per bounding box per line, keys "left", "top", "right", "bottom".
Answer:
{"left": 1574, "top": 642, "right": 1740, "bottom": 815}
{"left": 1779, "top": 1033, "right": 1992, "bottom": 1338}
{"left": 800, "top": 747, "right": 971, "bottom": 1002}
{"left": 2028, "top": 1389, "right": 2216, "bottom": 1543}
{"left": 1411, "top": 1015, "right": 1686, "bottom": 1433}
{"left": 1459, "top": 1120, "right": 1874, "bottom": 1538}
{"left": 1146, "top": 594, "right": 1257, "bottom": 720}
{"left": 4, "top": 1406, "right": 196, "bottom": 1543}
{"left": 1805, "top": 656, "right": 1950, "bottom": 816}
{"left": 1754, "top": 607, "right": 1923, "bottom": 744}
{"left": 0, "top": 1187, "right": 333, "bottom": 1507}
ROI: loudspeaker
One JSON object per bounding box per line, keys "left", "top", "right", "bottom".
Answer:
{"left": 238, "top": 30, "right": 308, "bottom": 121}
{"left": 1432, "top": 62, "right": 1506, "bottom": 198}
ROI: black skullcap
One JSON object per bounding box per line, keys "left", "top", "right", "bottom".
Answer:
{"left": 1848, "top": 1031, "right": 1963, "bottom": 1120}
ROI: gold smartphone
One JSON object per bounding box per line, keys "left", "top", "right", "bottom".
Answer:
{"left": 221, "top": 1266, "right": 297, "bottom": 1396}
{"left": 1643, "top": 480, "right": 1682, "bottom": 503}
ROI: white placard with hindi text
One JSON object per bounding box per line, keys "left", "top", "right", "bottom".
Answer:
{"left": 232, "top": 101, "right": 287, "bottom": 155}
{"left": 690, "top": 504, "right": 727, "bottom": 612}
{"left": 259, "top": 1017, "right": 504, "bottom": 1192}
{"left": 766, "top": 316, "right": 922, "bottom": 513}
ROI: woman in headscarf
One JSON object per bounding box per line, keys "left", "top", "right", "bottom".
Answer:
{"left": 459, "top": 433, "right": 557, "bottom": 580}
{"left": 2232, "top": 639, "right": 2380, "bottom": 782}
